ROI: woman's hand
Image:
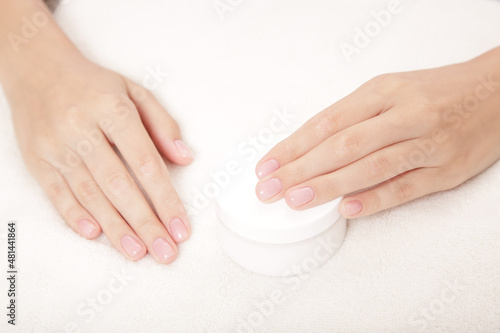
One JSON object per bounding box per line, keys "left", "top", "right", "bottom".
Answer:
{"left": 255, "top": 47, "right": 500, "bottom": 218}
{"left": 1, "top": 0, "right": 192, "bottom": 264}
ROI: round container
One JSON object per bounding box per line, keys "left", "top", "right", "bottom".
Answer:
{"left": 215, "top": 136, "right": 346, "bottom": 276}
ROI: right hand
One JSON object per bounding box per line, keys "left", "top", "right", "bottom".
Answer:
{"left": 4, "top": 43, "right": 193, "bottom": 264}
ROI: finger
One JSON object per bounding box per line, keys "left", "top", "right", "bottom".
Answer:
{"left": 339, "top": 168, "right": 442, "bottom": 218}
{"left": 255, "top": 78, "right": 391, "bottom": 179}
{"left": 101, "top": 100, "right": 191, "bottom": 243}
{"left": 81, "top": 138, "right": 180, "bottom": 264}
{"left": 61, "top": 160, "right": 152, "bottom": 261}
{"left": 256, "top": 109, "right": 420, "bottom": 202}
{"left": 124, "top": 78, "right": 193, "bottom": 165}
{"left": 281, "top": 140, "right": 435, "bottom": 209}
{"left": 33, "top": 160, "right": 101, "bottom": 239}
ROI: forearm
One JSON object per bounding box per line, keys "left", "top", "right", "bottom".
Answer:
{"left": 0, "top": 0, "right": 80, "bottom": 86}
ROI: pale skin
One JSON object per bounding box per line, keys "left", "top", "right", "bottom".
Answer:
{"left": 0, "top": 0, "right": 192, "bottom": 264}
{"left": 255, "top": 47, "right": 500, "bottom": 217}
{"left": 1, "top": 2, "right": 499, "bottom": 264}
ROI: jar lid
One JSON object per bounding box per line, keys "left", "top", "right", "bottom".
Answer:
{"left": 215, "top": 136, "right": 343, "bottom": 244}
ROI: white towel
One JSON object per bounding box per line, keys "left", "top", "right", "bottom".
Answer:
{"left": 1, "top": 0, "right": 499, "bottom": 332}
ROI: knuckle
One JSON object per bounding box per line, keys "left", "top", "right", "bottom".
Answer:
{"left": 365, "top": 155, "right": 392, "bottom": 181}
{"left": 130, "top": 85, "right": 150, "bottom": 103}
{"left": 312, "top": 111, "right": 341, "bottom": 140}
{"left": 61, "top": 106, "right": 84, "bottom": 128}
{"left": 332, "top": 134, "right": 359, "bottom": 161}
{"left": 106, "top": 172, "right": 132, "bottom": 196}
{"left": 368, "top": 73, "right": 414, "bottom": 100}
{"left": 369, "top": 74, "right": 398, "bottom": 95}
{"left": 137, "top": 155, "right": 161, "bottom": 179}
{"left": 47, "top": 181, "right": 66, "bottom": 200}
{"left": 103, "top": 94, "right": 137, "bottom": 121}
{"left": 394, "top": 177, "right": 416, "bottom": 202}
{"left": 78, "top": 180, "right": 101, "bottom": 203}
{"left": 110, "top": 93, "right": 134, "bottom": 109}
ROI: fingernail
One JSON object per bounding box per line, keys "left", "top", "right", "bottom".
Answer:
{"left": 256, "top": 158, "right": 279, "bottom": 179}
{"left": 169, "top": 218, "right": 189, "bottom": 243}
{"left": 345, "top": 200, "right": 363, "bottom": 216}
{"left": 78, "top": 219, "right": 97, "bottom": 238}
{"left": 152, "top": 237, "right": 176, "bottom": 263}
{"left": 256, "top": 177, "right": 283, "bottom": 201}
{"left": 287, "top": 187, "right": 315, "bottom": 207}
{"left": 120, "top": 235, "right": 143, "bottom": 258}
{"left": 174, "top": 140, "right": 192, "bottom": 159}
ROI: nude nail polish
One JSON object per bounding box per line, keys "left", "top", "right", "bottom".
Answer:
{"left": 216, "top": 133, "right": 347, "bottom": 276}
{"left": 287, "top": 187, "right": 315, "bottom": 207}
{"left": 174, "top": 140, "right": 192, "bottom": 159}
{"left": 152, "top": 237, "right": 176, "bottom": 263}
{"left": 120, "top": 235, "right": 143, "bottom": 258}
{"left": 169, "top": 218, "right": 189, "bottom": 243}
{"left": 78, "top": 219, "right": 97, "bottom": 238}
{"left": 345, "top": 200, "right": 363, "bottom": 216}
{"left": 256, "top": 158, "right": 279, "bottom": 179}
{"left": 256, "top": 177, "right": 283, "bottom": 201}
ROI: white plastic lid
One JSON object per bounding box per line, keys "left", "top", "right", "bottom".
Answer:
{"left": 215, "top": 136, "right": 342, "bottom": 244}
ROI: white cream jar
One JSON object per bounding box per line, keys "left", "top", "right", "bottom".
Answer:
{"left": 215, "top": 138, "right": 346, "bottom": 276}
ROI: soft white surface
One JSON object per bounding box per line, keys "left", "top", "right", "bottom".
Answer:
{"left": 1, "top": 0, "right": 499, "bottom": 332}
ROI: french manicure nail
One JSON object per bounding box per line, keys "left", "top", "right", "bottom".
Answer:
{"left": 78, "top": 219, "right": 97, "bottom": 238}
{"left": 345, "top": 200, "right": 363, "bottom": 216}
{"left": 152, "top": 237, "right": 176, "bottom": 263}
{"left": 287, "top": 187, "right": 315, "bottom": 207}
{"left": 256, "top": 177, "right": 283, "bottom": 201}
{"left": 169, "top": 218, "right": 189, "bottom": 243}
{"left": 120, "top": 235, "right": 143, "bottom": 258}
{"left": 174, "top": 140, "right": 193, "bottom": 159}
{"left": 256, "top": 158, "right": 279, "bottom": 179}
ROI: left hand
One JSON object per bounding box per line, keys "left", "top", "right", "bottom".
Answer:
{"left": 254, "top": 47, "right": 500, "bottom": 218}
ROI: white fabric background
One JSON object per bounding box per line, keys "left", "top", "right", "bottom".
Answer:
{"left": 1, "top": 0, "right": 499, "bottom": 332}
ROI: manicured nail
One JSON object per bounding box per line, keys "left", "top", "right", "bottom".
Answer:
{"left": 256, "top": 158, "right": 279, "bottom": 179}
{"left": 169, "top": 218, "right": 189, "bottom": 243}
{"left": 287, "top": 187, "right": 315, "bottom": 207}
{"left": 77, "top": 219, "right": 97, "bottom": 238}
{"left": 345, "top": 200, "right": 363, "bottom": 216}
{"left": 120, "top": 235, "right": 143, "bottom": 258}
{"left": 152, "top": 237, "right": 176, "bottom": 263}
{"left": 174, "top": 140, "right": 192, "bottom": 159}
{"left": 256, "top": 177, "right": 283, "bottom": 201}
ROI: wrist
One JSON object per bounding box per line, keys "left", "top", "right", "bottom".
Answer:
{"left": 0, "top": 0, "right": 83, "bottom": 87}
